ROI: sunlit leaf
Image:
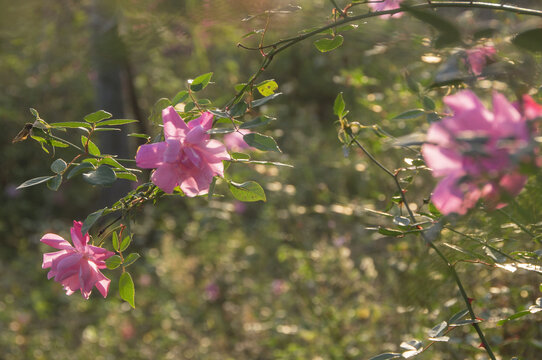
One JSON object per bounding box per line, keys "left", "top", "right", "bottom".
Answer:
{"left": 189, "top": 72, "right": 213, "bottom": 92}
{"left": 119, "top": 272, "right": 135, "bottom": 308}
{"left": 314, "top": 35, "right": 344, "bottom": 52}
{"left": 229, "top": 181, "right": 266, "bottom": 202}
{"left": 84, "top": 110, "right": 112, "bottom": 123}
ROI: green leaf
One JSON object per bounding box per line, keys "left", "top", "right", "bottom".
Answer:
{"left": 256, "top": 80, "right": 278, "bottom": 96}
{"left": 428, "top": 321, "right": 447, "bottom": 338}
{"left": 243, "top": 133, "right": 281, "bottom": 152}
{"left": 230, "top": 101, "right": 248, "bottom": 117}
{"left": 50, "top": 159, "right": 67, "bottom": 174}
{"left": 47, "top": 174, "right": 62, "bottom": 191}
{"left": 97, "top": 119, "right": 138, "bottom": 126}
{"left": 368, "top": 354, "right": 401, "bottom": 360}
{"left": 449, "top": 309, "right": 469, "bottom": 324}
{"left": 422, "top": 96, "right": 436, "bottom": 111}
{"left": 123, "top": 253, "right": 140, "bottom": 267}
{"left": 208, "top": 177, "right": 217, "bottom": 200}
{"left": 119, "top": 272, "right": 135, "bottom": 308}
{"left": 207, "top": 128, "right": 235, "bottom": 134}
{"left": 50, "top": 121, "right": 92, "bottom": 129}
{"left": 81, "top": 135, "right": 101, "bottom": 156}
{"left": 84, "top": 110, "right": 112, "bottom": 123}
{"left": 240, "top": 115, "right": 275, "bottom": 129}
{"left": 149, "top": 98, "right": 172, "bottom": 125}
{"left": 99, "top": 157, "right": 128, "bottom": 172}
{"left": 231, "top": 152, "right": 250, "bottom": 160}
{"left": 314, "top": 35, "right": 344, "bottom": 52}
{"left": 513, "top": 28, "right": 542, "bottom": 52}
{"left": 393, "top": 216, "right": 410, "bottom": 227}
{"left": 189, "top": 72, "right": 213, "bottom": 92}
{"left": 17, "top": 175, "right": 56, "bottom": 189}
{"left": 67, "top": 162, "right": 95, "bottom": 179}
{"left": 81, "top": 208, "right": 105, "bottom": 235}
{"left": 334, "top": 92, "right": 345, "bottom": 117}
{"left": 426, "top": 112, "right": 441, "bottom": 123}
{"left": 251, "top": 93, "right": 282, "bottom": 107}
{"left": 172, "top": 90, "right": 189, "bottom": 105}
{"left": 106, "top": 255, "right": 122, "bottom": 270}
{"left": 393, "top": 109, "right": 425, "bottom": 120}
{"left": 83, "top": 165, "right": 117, "bottom": 186}
{"left": 229, "top": 181, "right": 266, "bottom": 202}
{"left": 115, "top": 172, "right": 138, "bottom": 181}
{"left": 120, "top": 235, "right": 132, "bottom": 252}
{"left": 378, "top": 227, "right": 404, "bottom": 237}
{"left": 112, "top": 232, "right": 119, "bottom": 251}
{"left": 127, "top": 133, "right": 151, "bottom": 140}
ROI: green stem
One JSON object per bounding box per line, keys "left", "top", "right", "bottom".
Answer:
{"left": 348, "top": 132, "right": 496, "bottom": 359}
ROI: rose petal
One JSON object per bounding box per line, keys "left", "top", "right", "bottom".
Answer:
{"left": 136, "top": 142, "right": 167, "bottom": 169}
{"left": 151, "top": 163, "right": 181, "bottom": 193}
{"left": 162, "top": 106, "right": 188, "bottom": 139}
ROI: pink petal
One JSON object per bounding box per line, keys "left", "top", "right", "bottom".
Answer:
{"left": 164, "top": 139, "right": 181, "bottom": 163}
{"left": 224, "top": 130, "right": 252, "bottom": 151}
{"left": 188, "top": 111, "right": 213, "bottom": 131}
{"left": 421, "top": 144, "right": 463, "bottom": 177}
{"left": 163, "top": 106, "right": 188, "bottom": 139}
{"left": 185, "top": 125, "right": 207, "bottom": 144}
{"left": 54, "top": 254, "right": 82, "bottom": 282}
{"left": 40, "top": 233, "right": 73, "bottom": 250}
{"left": 151, "top": 163, "right": 180, "bottom": 193}
{"left": 136, "top": 142, "right": 167, "bottom": 169}
{"left": 88, "top": 245, "right": 115, "bottom": 264}
{"left": 444, "top": 90, "right": 487, "bottom": 117}
{"left": 178, "top": 166, "right": 213, "bottom": 197}
{"left": 499, "top": 173, "right": 527, "bottom": 197}
{"left": 492, "top": 92, "right": 526, "bottom": 139}
{"left": 184, "top": 146, "right": 202, "bottom": 167}
{"left": 522, "top": 95, "right": 542, "bottom": 120}
{"left": 42, "top": 250, "right": 68, "bottom": 269}
{"left": 93, "top": 272, "right": 111, "bottom": 298}
{"left": 201, "top": 139, "right": 230, "bottom": 161}
{"left": 60, "top": 273, "right": 80, "bottom": 296}
{"left": 79, "top": 261, "right": 99, "bottom": 299}
{"left": 70, "top": 221, "right": 88, "bottom": 251}
{"left": 432, "top": 175, "right": 480, "bottom": 215}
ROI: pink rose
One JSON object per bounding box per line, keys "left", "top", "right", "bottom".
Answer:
{"left": 41, "top": 221, "right": 115, "bottom": 299}
{"left": 465, "top": 46, "right": 496, "bottom": 75}
{"left": 136, "top": 107, "right": 230, "bottom": 196}
{"left": 422, "top": 90, "right": 540, "bottom": 215}
{"left": 368, "top": 0, "right": 404, "bottom": 18}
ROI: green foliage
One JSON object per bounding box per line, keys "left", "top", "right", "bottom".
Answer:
{"left": 228, "top": 180, "right": 266, "bottom": 202}
{"left": 119, "top": 272, "right": 135, "bottom": 308}
{"left": 314, "top": 35, "right": 344, "bottom": 52}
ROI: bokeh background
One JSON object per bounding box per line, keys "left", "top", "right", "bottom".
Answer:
{"left": 1, "top": 0, "right": 542, "bottom": 359}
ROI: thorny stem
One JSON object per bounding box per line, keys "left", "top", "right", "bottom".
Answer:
{"left": 347, "top": 130, "right": 496, "bottom": 359}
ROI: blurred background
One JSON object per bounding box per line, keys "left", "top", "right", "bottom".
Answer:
{"left": 1, "top": 0, "right": 542, "bottom": 359}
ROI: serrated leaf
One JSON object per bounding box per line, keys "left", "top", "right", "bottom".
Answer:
{"left": 314, "top": 35, "right": 344, "bottom": 52}
{"left": 513, "top": 28, "right": 542, "bottom": 53}
{"left": 120, "top": 235, "right": 132, "bottom": 252}
{"left": 243, "top": 133, "right": 281, "bottom": 152}
{"left": 112, "top": 232, "right": 119, "bottom": 251}
{"left": 256, "top": 80, "right": 278, "bottom": 96}
{"left": 83, "top": 165, "right": 117, "bottom": 186}
{"left": 229, "top": 181, "right": 266, "bottom": 202}
{"left": 119, "top": 272, "right": 135, "bottom": 308}
{"left": 81, "top": 208, "right": 105, "bottom": 235}
{"left": 251, "top": 93, "right": 282, "bottom": 107}
{"left": 189, "top": 72, "right": 213, "bottom": 92}
{"left": 393, "top": 109, "right": 425, "bottom": 120}
{"left": 97, "top": 119, "right": 138, "bottom": 126}
{"left": 50, "top": 159, "right": 67, "bottom": 174}
{"left": 240, "top": 115, "right": 275, "bottom": 129}
{"left": 84, "top": 110, "right": 112, "bottom": 123}
{"left": 67, "top": 162, "right": 95, "bottom": 179}
{"left": 81, "top": 135, "right": 101, "bottom": 156}
{"left": 334, "top": 92, "right": 345, "bottom": 117}
{"left": 47, "top": 174, "right": 62, "bottom": 191}
{"left": 17, "top": 175, "right": 56, "bottom": 189}
{"left": 106, "top": 255, "right": 122, "bottom": 269}
{"left": 123, "top": 253, "right": 140, "bottom": 267}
